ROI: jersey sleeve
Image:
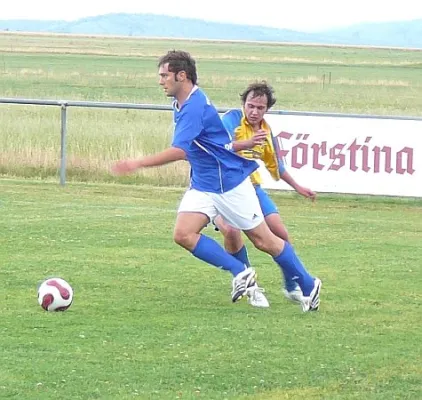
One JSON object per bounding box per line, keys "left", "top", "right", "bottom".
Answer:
{"left": 221, "top": 109, "right": 243, "bottom": 140}
{"left": 260, "top": 134, "right": 286, "bottom": 181}
{"left": 172, "top": 103, "right": 204, "bottom": 152}
{"left": 271, "top": 135, "right": 286, "bottom": 175}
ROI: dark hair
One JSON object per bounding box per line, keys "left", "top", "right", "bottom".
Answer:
{"left": 158, "top": 50, "right": 198, "bottom": 85}
{"left": 240, "top": 81, "right": 276, "bottom": 109}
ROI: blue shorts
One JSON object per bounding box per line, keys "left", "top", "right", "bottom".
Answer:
{"left": 254, "top": 185, "right": 278, "bottom": 217}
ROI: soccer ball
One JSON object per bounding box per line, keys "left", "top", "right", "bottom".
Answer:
{"left": 37, "top": 277, "right": 73, "bottom": 311}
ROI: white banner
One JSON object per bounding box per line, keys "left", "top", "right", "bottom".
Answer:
{"left": 260, "top": 114, "right": 422, "bottom": 197}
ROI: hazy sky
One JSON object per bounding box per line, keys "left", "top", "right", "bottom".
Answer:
{"left": 2, "top": 0, "right": 422, "bottom": 32}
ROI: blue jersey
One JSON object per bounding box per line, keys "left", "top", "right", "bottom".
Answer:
{"left": 172, "top": 87, "right": 258, "bottom": 193}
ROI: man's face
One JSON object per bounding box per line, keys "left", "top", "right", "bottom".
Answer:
{"left": 244, "top": 92, "right": 268, "bottom": 127}
{"left": 158, "top": 63, "right": 181, "bottom": 97}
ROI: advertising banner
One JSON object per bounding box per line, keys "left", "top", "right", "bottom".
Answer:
{"left": 261, "top": 114, "right": 421, "bottom": 197}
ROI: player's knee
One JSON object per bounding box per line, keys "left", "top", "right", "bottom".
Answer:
{"left": 173, "top": 228, "right": 192, "bottom": 249}
{"left": 224, "top": 225, "right": 241, "bottom": 241}
{"left": 214, "top": 217, "right": 230, "bottom": 236}
{"left": 251, "top": 231, "right": 281, "bottom": 253}
{"left": 267, "top": 219, "right": 290, "bottom": 242}
{"left": 223, "top": 227, "right": 243, "bottom": 253}
{"left": 252, "top": 237, "right": 270, "bottom": 252}
{"left": 279, "top": 230, "right": 290, "bottom": 242}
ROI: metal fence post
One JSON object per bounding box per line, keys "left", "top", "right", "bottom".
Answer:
{"left": 60, "top": 102, "right": 68, "bottom": 186}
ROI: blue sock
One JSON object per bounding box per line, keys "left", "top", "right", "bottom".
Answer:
{"left": 284, "top": 273, "right": 299, "bottom": 292}
{"left": 282, "top": 240, "right": 301, "bottom": 291}
{"left": 230, "top": 245, "right": 251, "bottom": 267}
{"left": 273, "top": 242, "right": 314, "bottom": 296}
{"left": 192, "top": 234, "right": 246, "bottom": 277}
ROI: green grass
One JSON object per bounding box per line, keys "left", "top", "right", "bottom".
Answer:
{"left": 1, "top": 32, "right": 422, "bottom": 182}
{"left": 1, "top": 34, "right": 422, "bottom": 112}
{"left": 1, "top": 179, "right": 421, "bottom": 399}
{"left": 1, "top": 32, "right": 421, "bottom": 400}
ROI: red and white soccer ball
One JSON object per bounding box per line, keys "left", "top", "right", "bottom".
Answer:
{"left": 37, "top": 277, "right": 73, "bottom": 311}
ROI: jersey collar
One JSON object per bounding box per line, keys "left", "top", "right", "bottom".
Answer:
{"left": 173, "top": 85, "right": 199, "bottom": 111}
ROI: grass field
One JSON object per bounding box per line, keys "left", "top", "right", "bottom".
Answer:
{"left": 1, "top": 33, "right": 421, "bottom": 399}
{"left": 1, "top": 32, "right": 422, "bottom": 183}
{"left": 1, "top": 179, "right": 421, "bottom": 400}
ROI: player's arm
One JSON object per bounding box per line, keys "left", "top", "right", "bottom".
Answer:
{"left": 232, "top": 129, "right": 268, "bottom": 151}
{"left": 221, "top": 109, "right": 267, "bottom": 152}
{"left": 279, "top": 169, "right": 316, "bottom": 200}
{"left": 279, "top": 169, "right": 301, "bottom": 191}
{"left": 113, "top": 102, "right": 201, "bottom": 175}
{"left": 265, "top": 138, "right": 316, "bottom": 200}
{"left": 139, "top": 147, "right": 186, "bottom": 167}
{"left": 112, "top": 147, "right": 186, "bottom": 175}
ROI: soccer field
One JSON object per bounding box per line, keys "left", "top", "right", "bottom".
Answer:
{"left": 1, "top": 179, "right": 421, "bottom": 399}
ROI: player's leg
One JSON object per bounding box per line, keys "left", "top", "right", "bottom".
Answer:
{"left": 174, "top": 190, "right": 244, "bottom": 276}
{"left": 212, "top": 215, "right": 267, "bottom": 307}
{"left": 265, "top": 213, "right": 302, "bottom": 302}
{"left": 256, "top": 186, "right": 303, "bottom": 301}
{"left": 265, "top": 213, "right": 289, "bottom": 242}
{"left": 255, "top": 185, "right": 290, "bottom": 242}
{"left": 215, "top": 178, "right": 321, "bottom": 312}
{"left": 175, "top": 189, "right": 258, "bottom": 303}
{"left": 213, "top": 215, "right": 251, "bottom": 267}
{"left": 243, "top": 222, "right": 320, "bottom": 311}
{"left": 255, "top": 185, "right": 299, "bottom": 296}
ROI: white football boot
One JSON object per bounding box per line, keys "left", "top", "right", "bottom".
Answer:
{"left": 231, "top": 267, "right": 257, "bottom": 303}
{"left": 282, "top": 285, "right": 304, "bottom": 304}
{"left": 300, "top": 278, "right": 322, "bottom": 312}
{"left": 247, "top": 284, "right": 270, "bottom": 308}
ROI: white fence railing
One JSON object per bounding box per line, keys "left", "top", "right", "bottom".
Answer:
{"left": 1, "top": 97, "right": 422, "bottom": 190}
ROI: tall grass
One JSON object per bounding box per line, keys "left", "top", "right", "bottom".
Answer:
{"left": 0, "top": 106, "right": 190, "bottom": 185}
{"left": 1, "top": 32, "right": 422, "bottom": 183}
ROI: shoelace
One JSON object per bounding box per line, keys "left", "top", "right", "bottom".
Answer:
{"left": 301, "top": 298, "right": 311, "bottom": 312}
{"left": 232, "top": 270, "right": 256, "bottom": 292}
{"left": 247, "top": 285, "right": 265, "bottom": 299}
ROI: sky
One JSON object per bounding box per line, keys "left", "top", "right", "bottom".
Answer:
{"left": 1, "top": 0, "right": 422, "bottom": 32}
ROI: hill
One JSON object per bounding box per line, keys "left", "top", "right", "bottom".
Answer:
{"left": 1, "top": 13, "right": 422, "bottom": 48}
{"left": 322, "top": 19, "right": 422, "bottom": 48}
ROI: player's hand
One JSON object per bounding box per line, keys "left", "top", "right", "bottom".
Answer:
{"left": 295, "top": 185, "right": 316, "bottom": 201}
{"left": 111, "top": 159, "right": 142, "bottom": 175}
{"left": 251, "top": 129, "right": 268, "bottom": 146}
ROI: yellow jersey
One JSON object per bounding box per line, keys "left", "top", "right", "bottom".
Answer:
{"left": 221, "top": 109, "right": 285, "bottom": 185}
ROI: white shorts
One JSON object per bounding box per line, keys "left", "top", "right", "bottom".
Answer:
{"left": 177, "top": 177, "right": 264, "bottom": 230}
